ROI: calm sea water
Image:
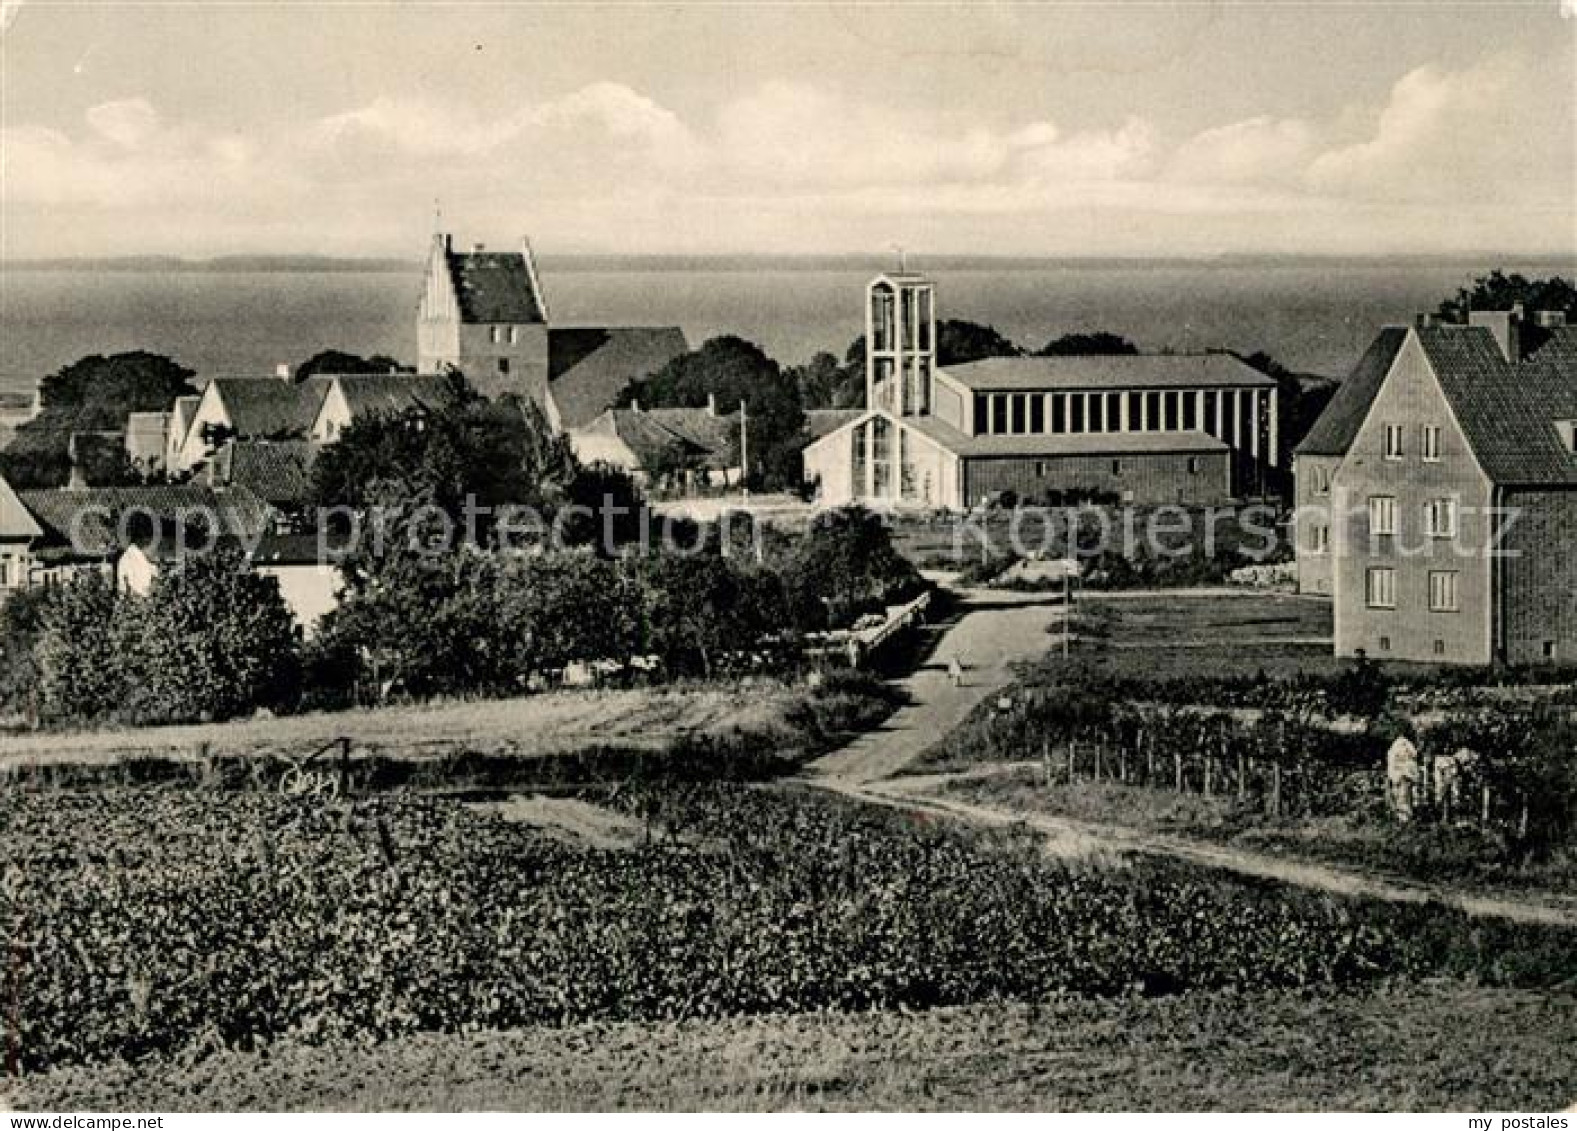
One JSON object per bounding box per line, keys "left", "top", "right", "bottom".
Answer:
{"left": 0, "top": 260, "right": 1563, "bottom": 399}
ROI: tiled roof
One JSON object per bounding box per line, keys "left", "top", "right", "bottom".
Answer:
{"left": 1295, "top": 327, "right": 1408, "bottom": 456}
{"left": 579, "top": 408, "right": 710, "bottom": 470}
{"left": 446, "top": 250, "right": 546, "bottom": 324}
{"left": 548, "top": 327, "right": 689, "bottom": 429}
{"left": 1416, "top": 326, "right": 1577, "bottom": 487}
{"left": 942, "top": 353, "right": 1275, "bottom": 392}
{"left": 210, "top": 439, "right": 320, "bottom": 505}
{"left": 250, "top": 531, "right": 342, "bottom": 566}
{"left": 333, "top": 374, "right": 449, "bottom": 420}
{"left": 212, "top": 377, "right": 333, "bottom": 438}
{"left": 19, "top": 484, "right": 274, "bottom": 557}
{"left": 645, "top": 407, "right": 740, "bottom": 466}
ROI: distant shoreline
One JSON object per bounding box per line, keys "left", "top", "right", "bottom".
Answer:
{"left": 2, "top": 253, "right": 1574, "bottom": 275}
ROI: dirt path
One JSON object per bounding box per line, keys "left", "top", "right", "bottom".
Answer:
{"left": 803, "top": 584, "right": 1577, "bottom": 929}
{"left": 839, "top": 778, "right": 1577, "bottom": 928}
{"left": 806, "top": 589, "right": 1064, "bottom": 784}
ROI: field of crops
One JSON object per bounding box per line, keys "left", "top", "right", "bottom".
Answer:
{"left": 5, "top": 783, "right": 1574, "bottom": 1078}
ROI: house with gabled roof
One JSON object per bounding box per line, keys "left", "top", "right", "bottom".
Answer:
{"left": 310, "top": 374, "right": 451, "bottom": 443}
{"left": 569, "top": 399, "right": 743, "bottom": 489}
{"left": 1299, "top": 307, "right": 1577, "bottom": 665}
{"left": 801, "top": 273, "right": 1273, "bottom": 510}
{"left": 173, "top": 375, "right": 334, "bottom": 472}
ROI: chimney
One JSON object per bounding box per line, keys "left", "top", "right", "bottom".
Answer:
{"left": 66, "top": 433, "right": 87, "bottom": 492}
{"left": 1468, "top": 307, "right": 1522, "bottom": 362}
{"left": 707, "top": 392, "right": 717, "bottom": 417}
{"left": 631, "top": 398, "right": 641, "bottom": 413}
{"left": 275, "top": 363, "right": 291, "bottom": 380}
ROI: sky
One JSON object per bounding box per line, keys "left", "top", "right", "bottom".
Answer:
{"left": 1, "top": 1, "right": 1575, "bottom": 259}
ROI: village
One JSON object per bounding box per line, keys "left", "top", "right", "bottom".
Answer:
{"left": 2, "top": 231, "right": 1576, "bottom": 1111}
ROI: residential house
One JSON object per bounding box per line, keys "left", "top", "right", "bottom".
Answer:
{"left": 9, "top": 481, "right": 274, "bottom": 585}
{"left": 124, "top": 411, "right": 171, "bottom": 476}
{"left": 569, "top": 398, "right": 743, "bottom": 489}
{"left": 802, "top": 274, "right": 1272, "bottom": 510}
{"left": 1299, "top": 307, "right": 1577, "bottom": 665}
{"left": 173, "top": 376, "right": 334, "bottom": 472}
{"left": 309, "top": 374, "right": 449, "bottom": 443}
{"left": 0, "top": 474, "right": 44, "bottom": 595}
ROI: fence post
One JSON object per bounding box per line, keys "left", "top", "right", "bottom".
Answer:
{"left": 1118, "top": 745, "right": 1128, "bottom": 784}
{"left": 1145, "top": 733, "right": 1155, "bottom": 784}
{"left": 1481, "top": 783, "right": 1491, "bottom": 829}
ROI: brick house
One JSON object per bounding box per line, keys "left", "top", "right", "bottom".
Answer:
{"left": 801, "top": 273, "right": 1275, "bottom": 511}
{"left": 1299, "top": 309, "right": 1577, "bottom": 665}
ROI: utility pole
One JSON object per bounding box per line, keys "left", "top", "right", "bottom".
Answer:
{"left": 739, "top": 399, "right": 749, "bottom": 499}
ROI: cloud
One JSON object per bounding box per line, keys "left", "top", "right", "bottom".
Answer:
{"left": 1, "top": 54, "right": 1570, "bottom": 257}
{"left": 1168, "top": 116, "right": 1316, "bottom": 186}
{"left": 1306, "top": 53, "right": 1568, "bottom": 204}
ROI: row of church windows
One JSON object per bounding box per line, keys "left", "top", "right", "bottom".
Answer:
{"left": 972, "top": 388, "right": 1266, "bottom": 441}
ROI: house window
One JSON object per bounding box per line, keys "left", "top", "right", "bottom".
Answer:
{"left": 0, "top": 557, "right": 10, "bottom": 588}
{"left": 508, "top": 326, "right": 519, "bottom": 345}
{"left": 490, "top": 326, "right": 503, "bottom": 344}
{"left": 1544, "top": 640, "right": 1559, "bottom": 661}
{"left": 1034, "top": 461, "right": 1048, "bottom": 477}
{"left": 1434, "top": 640, "right": 1446, "bottom": 656}
{"left": 991, "top": 396, "right": 1008, "bottom": 435}
{"left": 1428, "top": 570, "right": 1459, "bottom": 612}
{"left": 1426, "top": 498, "right": 1457, "bottom": 539}
{"left": 1187, "top": 457, "right": 1200, "bottom": 474}
{"left": 1366, "top": 567, "right": 1397, "bottom": 609}
{"left": 1378, "top": 635, "right": 1392, "bottom": 651}
{"left": 1313, "top": 465, "right": 1331, "bottom": 496}
{"left": 1421, "top": 425, "right": 1441, "bottom": 462}
{"left": 497, "top": 358, "right": 510, "bottom": 375}
{"left": 1309, "top": 524, "right": 1329, "bottom": 554}
{"left": 1069, "top": 396, "right": 1086, "bottom": 433}
{"left": 1029, "top": 396, "right": 1045, "bottom": 434}
{"left": 1011, "top": 395, "right": 1027, "bottom": 435}
{"left": 1368, "top": 495, "right": 1397, "bottom": 537}
{"left": 1111, "top": 459, "right": 1123, "bottom": 476}
{"left": 1384, "top": 424, "right": 1405, "bottom": 460}
{"left": 1051, "top": 395, "right": 1067, "bottom": 434}
{"left": 1088, "top": 395, "right": 1105, "bottom": 433}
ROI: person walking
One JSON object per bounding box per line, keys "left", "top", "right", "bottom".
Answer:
{"left": 947, "top": 653, "right": 966, "bottom": 688}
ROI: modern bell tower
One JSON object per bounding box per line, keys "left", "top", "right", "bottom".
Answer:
{"left": 865, "top": 272, "right": 936, "bottom": 418}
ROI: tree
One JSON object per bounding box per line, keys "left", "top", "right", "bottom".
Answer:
{"left": 1436, "top": 271, "right": 1577, "bottom": 324}
{"left": 625, "top": 552, "right": 768, "bottom": 678}
{"left": 294, "top": 350, "right": 412, "bottom": 383}
{"left": 776, "top": 505, "right": 923, "bottom": 631}
{"left": 623, "top": 336, "right": 806, "bottom": 492}
{"left": 1037, "top": 331, "right": 1139, "bottom": 356}
{"left": 0, "top": 585, "right": 52, "bottom": 719}
{"left": 123, "top": 545, "right": 304, "bottom": 724}
{"left": 788, "top": 352, "right": 848, "bottom": 409}
{"left": 2, "top": 352, "right": 198, "bottom": 488}
{"left": 34, "top": 573, "right": 129, "bottom": 724}
{"left": 497, "top": 553, "right": 640, "bottom": 680}
{"left": 311, "top": 377, "right": 577, "bottom": 535}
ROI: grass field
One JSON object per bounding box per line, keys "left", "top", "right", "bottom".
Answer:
{"left": 0, "top": 682, "right": 800, "bottom": 769}
{"left": 15, "top": 984, "right": 1574, "bottom": 1111}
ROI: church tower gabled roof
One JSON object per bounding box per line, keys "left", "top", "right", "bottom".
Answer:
{"left": 433, "top": 234, "right": 548, "bottom": 325}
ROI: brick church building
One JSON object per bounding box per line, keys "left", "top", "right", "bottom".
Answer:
{"left": 801, "top": 272, "right": 1279, "bottom": 511}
